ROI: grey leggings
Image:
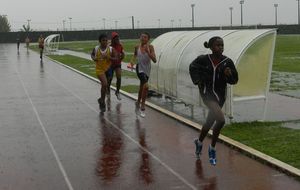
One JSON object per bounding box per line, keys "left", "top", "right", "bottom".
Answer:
{"left": 203, "top": 100, "right": 225, "bottom": 130}
{"left": 199, "top": 100, "right": 225, "bottom": 147}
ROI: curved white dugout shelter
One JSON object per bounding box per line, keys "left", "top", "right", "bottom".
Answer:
{"left": 149, "top": 29, "right": 277, "bottom": 121}
{"left": 44, "top": 34, "right": 60, "bottom": 54}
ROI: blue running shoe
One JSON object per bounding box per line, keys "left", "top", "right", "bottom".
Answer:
{"left": 194, "top": 139, "right": 202, "bottom": 158}
{"left": 208, "top": 146, "right": 217, "bottom": 166}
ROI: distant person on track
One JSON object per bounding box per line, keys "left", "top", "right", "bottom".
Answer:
{"left": 17, "top": 38, "right": 21, "bottom": 52}
{"left": 190, "top": 36, "right": 238, "bottom": 166}
{"left": 38, "top": 35, "right": 44, "bottom": 60}
{"left": 91, "top": 34, "right": 117, "bottom": 112}
{"left": 106, "top": 32, "right": 125, "bottom": 100}
{"left": 25, "top": 36, "right": 30, "bottom": 52}
{"left": 132, "top": 32, "right": 156, "bottom": 117}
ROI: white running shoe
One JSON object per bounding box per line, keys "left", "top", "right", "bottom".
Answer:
{"left": 139, "top": 109, "right": 146, "bottom": 117}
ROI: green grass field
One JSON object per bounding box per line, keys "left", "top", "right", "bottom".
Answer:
{"left": 58, "top": 39, "right": 139, "bottom": 63}
{"left": 222, "top": 121, "right": 300, "bottom": 169}
{"left": 274, "top": 35, "right": 300, "bottom": 73}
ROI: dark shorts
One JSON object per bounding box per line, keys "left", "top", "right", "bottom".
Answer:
{"left": 105, "top": 64, "right": 121, "bottom": 78}
{"left": 136, "top": 64, "right": 149, "bottom": 84}
{"left": 111, "top": 64, "right": 121, "bottom": 70}
{"left": 137, "top": 72, "right": 149, "bottom": 84}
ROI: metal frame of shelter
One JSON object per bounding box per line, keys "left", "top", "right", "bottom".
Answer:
{"left": 44, "top": 34, "right": 60, "bottom": 54}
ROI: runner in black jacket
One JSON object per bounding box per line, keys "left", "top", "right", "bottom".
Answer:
{"left": 192, "top": 36, "right": 238, "bottom": 166}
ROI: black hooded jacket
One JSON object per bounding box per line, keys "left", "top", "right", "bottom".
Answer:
{"left": 189, "top": 54, "right": 238, "bottom": 106}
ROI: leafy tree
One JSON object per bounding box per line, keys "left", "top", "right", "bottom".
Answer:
{"left": 21, "top": 24, "right": 33, "bottom": 32}
{"left": 0, "top": 15, "right": 11, "bottom": 32}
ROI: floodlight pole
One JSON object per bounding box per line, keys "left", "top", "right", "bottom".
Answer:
{"left": 27, "top": 19, "right": 31, "bottom": 28}
{"left": 191, "top": 4, "right": 195, "bottom": 28}
{"left": 229, "top": 7, "right": 233, "bottom": 27}
{"left": 171, "top": 19, "right": 174, "bottom": 28}
{"left": 274, "top": 4, "right": 278, "bottom": 25}
{"left": 297, "top": 0, "right": 300, "bottom": 24}
{"left": 115, "top": 20, "right": 118, "bottom": 29}
{"left": 157, "top": 19, "right": 160, "bottom": 28}
{"left": 63, "top": 20, "right": 66, "bottom": 31}
{"left": 131, "top": 16, "right": 134, "bottom": 29}
{"left": 240, "top": 0, "right": 244, "bottom": 26}
{"left": 102, "top": 18, "right": 106, "bottom": 29}
{"left": 68, "top": 17, "right": 72, "bottom": 31}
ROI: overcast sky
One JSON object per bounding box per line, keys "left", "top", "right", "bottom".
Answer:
{"left": 1, "top": 0, "right": 298, "bottom": 31}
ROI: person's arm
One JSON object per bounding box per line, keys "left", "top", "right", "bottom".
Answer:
{"left": 91, "top": 48, "right": 97, "bottom": 61}
{"left": 109, "top": 47, "right": 118, "bottom": 61}
{"left": 129, "top": 45, "right": 138, "bottom": 70}
{"left": 224, "top": 59, "right": 238, "bottom": 84}
{"left": 120, "top": 45, "right": 125, "bottom": 61}
{"left": 146, "top": 44, "right": 157, "bottom": 63}
{"left": 189, "top": 55, "right": 208, "bottom": 85}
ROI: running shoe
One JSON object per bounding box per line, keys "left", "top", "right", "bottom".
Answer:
{"left": 98, "top": 98, "right": 106, "bottom": 112}
{"left": 139, "top": 109, "right": 146, "bottom": 118}
{"left": 115, "top": 91, "right": 121, "bottom": 100}
{"left": 194, "top": 139, "right": 202, "bottom": 158}
{"left": 208, "top": 145, "right": 217, "bottom": 166}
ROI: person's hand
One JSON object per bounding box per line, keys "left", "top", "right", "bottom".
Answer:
{"left": 130, "top": 62, "right": 134, "bottom": 71}
{"left": 224, "top": 67, "right": 232, "bottom": 77}
{"left": 144, "top": 45, "right": 150, "bottom": 54}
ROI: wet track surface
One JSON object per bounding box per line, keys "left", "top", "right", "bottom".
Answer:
{"left": 1, "top": 44, "right": 300, "bottom": 189}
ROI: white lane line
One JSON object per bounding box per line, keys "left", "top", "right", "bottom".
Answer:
{"left": 46, "top": 70, "right": 197, "bottom": 190}
{"left": 15, "top": 68, "right": 74, "bottom": 190}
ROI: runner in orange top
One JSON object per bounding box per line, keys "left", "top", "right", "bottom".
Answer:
{"left": 106, "top": 32, "right": 125, "bottom": 100}
{"left": 91, "top": 34, "right": 117, "bottom": 112}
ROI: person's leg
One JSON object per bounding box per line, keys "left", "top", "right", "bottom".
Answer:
{"left": 114, "top": 67, "right": 122, "bottom": 100}
{"left": 136, "top": 70, "right": 144, "bottom": 106}
{"left": 115, "top": 67, "right": 122, "bottom": 93}
{"left": 105, "top": 68, "right": 113, "bottom": 97}
{"left": 204, "top": 101, "right": 225, "bottom": 165}
{"left": 208, "top": 102, "right": 225, "bottom": 147}
{"left": 140, "top": 82, "right": 148, "bottom": 111}
{"left": 198, "top": 110, "right": 215, "bottom": 142}
{"left": 40, "top": 48, "right": 43, "bottom": 59}
{"left": 98, "top": 74, "right": 108, "bottom": 104}
{"left": 136, "top": 80, "right": 143, "bottom": 107}
{"left": 194, "top": 109, "right": 215, "bottom": 157}
{"left": 138, "top": 74, "right": 148, "bottom": 117}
